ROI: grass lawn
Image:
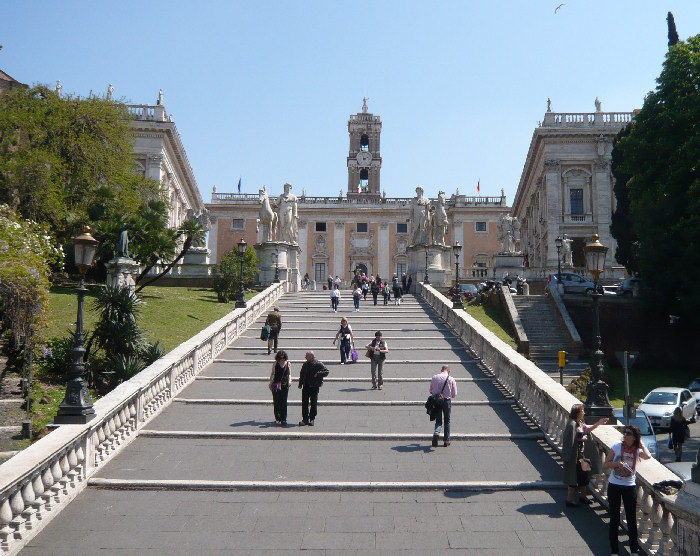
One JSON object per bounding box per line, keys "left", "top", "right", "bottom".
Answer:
{"left": 607, "top": 364, "right": 697, "bottom": 408}
{"left": 47, "top": 285, "right": 257, "bottom": 352}
{"left": 463, "top": 304, "right": 518, "bottom": 350}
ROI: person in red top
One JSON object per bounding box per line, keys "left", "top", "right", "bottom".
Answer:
{"left": 429, "top": 365, "right": 457, "bottom": 447}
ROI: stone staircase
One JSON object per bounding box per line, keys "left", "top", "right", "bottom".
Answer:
{"left": 512, "top": 295, "right": 589, "bottom": 386}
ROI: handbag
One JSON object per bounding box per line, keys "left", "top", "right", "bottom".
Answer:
{"left": 365, "top": 349, "right": 374, "bottom": 359}
{"left": 270, "top": 381, "right": 282, "bottom": 393}
{"left": 425, "top": 376, "right": 449, "bottom": 418}
{"left": 261, "top": 324, "right": 271, "bottom": 341}
{"left": 578, "top": 457, "right": 592, "bottom": 472}
{"left": 684, "top": 424, "right": 691, "bottom": 440}
{"left": 668, "top": 434, "right": 673, "bottom": 449}
{"left": 351, "top": 349, "right": 358, "bottom": 362}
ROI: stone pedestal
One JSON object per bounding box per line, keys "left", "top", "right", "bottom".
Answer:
{"left": 178, "top": 246, "right": 212, "bottom": 278}
{"left": 407, "top": 243, "right": 452, "bottom": 288}
{"left": 671, "top": 481, "right": 700, "bottom": 555}
{"left": 105, "top": 256, "right": 140, "bottom": 293}
{"left": 256, "top": 241, "right": 300, "bottom": 290}
{"left": 493, "top": 253, "right": 525, "bottom": 282}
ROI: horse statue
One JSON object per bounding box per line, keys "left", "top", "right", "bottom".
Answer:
{"left": 259, "top": 186, "right": 277, "bottom": 243}
{"left": 431, "top": 191, "right": 449, "bottom": 245}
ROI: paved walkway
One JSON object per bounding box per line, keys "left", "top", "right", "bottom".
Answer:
{"left": 21, "top": 292, "right": 623, "bottom": 554}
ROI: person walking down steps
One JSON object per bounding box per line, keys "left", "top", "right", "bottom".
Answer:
{"left": 268, "top": 350, "right": 292, "bottom": 426}
{"left": 264, "top": 306, "right": 282, "bottom": 355}
{"left": 332, "top": 316, "right": 354, "bottom": 365}
{"left": 330, "top": 284, "right": 341, "bottom": 312}
{"left": 365, "top": 331, "right": 388, "bottom": 390}
{"left": 297, "top": 351, "right": 329, "bottom": 427}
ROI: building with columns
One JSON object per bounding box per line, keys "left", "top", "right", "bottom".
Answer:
{"left": 206, "top": 102, "right": 508, "bottom": 286}
{"left": 512, "top": 103, "right": 634, "bottom": 279}
{"left": 128, "top": 95, "right": 205, "bottom": 229}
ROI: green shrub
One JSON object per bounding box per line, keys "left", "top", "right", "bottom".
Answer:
{"left": 37, "top": 336, "right": 73, "bottom": 379}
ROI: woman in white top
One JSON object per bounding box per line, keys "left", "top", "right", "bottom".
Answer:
{"left": 352, "top": 285, "right": 362, "bottom": 312}
{"left": 332, "top": 317, "right": 354, "bottom": 364}
{"left": 603, "top": 424, "right": 651, "bottom": 555}
{"left": 329, "top": 284, "right": 340, "bottom": 312}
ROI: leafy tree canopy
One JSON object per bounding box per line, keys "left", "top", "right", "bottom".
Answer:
{"left": 611, "top": 34, "right": 700, "bottom": 322}
{"left": 0, "top": 85, "right": 162, "bottom": 252}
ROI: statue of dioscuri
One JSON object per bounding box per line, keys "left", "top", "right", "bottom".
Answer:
{"left": 186, "top": 208, "right": 210, "bottom": 247}
{"left": 277, "top": 182, "right": 298, "bottom": 243}
{"left": 562, "top": 234, "right": 573, "bottom": 267}
{"left": 431, "top": 191, "right": 449, "bottom": 245}
{"left": 410, "top": 186, "right": 431, "bottom": 245}
{"left": 497, "top": 214, "right": 522, "bottom": 254}
{"left": 258, "top": 186, "right": 277, "bottom": 243}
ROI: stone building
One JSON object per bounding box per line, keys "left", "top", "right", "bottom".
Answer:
{"left": 0, "top": 69, "right": 26, "bottom": 94}
{"left": 512, "top": 101, "right": 634, "bottom": 278}
{"left": 206, "top": 102, "right": 508, "bottom": 287}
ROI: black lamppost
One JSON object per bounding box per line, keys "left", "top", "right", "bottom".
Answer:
{"left": 555, "top": 235, "right": 563, "bottom": 289}
{"left": 273, "top": 247, "right": 280, "bottom": 283}
{"left": 452, "top": 241, "right": 463, "bottom": 309}
{"left": 423, "top": 243, "right": 430, "bottom": 284}
{"left": 55, "top": 227, "right": 99, "bottom": 424}
{"left": 235, "top": 238, "right": 247, "bottom": 308}
{"left": 583, "top": 234, "right": 614, "bottom": 422}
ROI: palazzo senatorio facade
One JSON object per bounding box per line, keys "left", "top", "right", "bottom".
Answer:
{"left": 206, "top": 102, "right": 508, "bottom": 286}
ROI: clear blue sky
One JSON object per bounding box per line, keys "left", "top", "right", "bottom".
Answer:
{"left": 2, "top": 1, "right": 698, "bottom": 204}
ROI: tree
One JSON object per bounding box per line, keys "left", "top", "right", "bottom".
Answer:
{"left": 609, "top": 123, "right": 639, "bottom": 273}
{"left": 667, "top": 12, "right": 679, "bottom": 47}
{"left": 0, "top": 85, "right": 162, "bottom": 253}
{"left": 212, "top": 246, "right": 257, "bottom": 302}
{"left": 611, "top": 34, "right": 700, "bottom": 323}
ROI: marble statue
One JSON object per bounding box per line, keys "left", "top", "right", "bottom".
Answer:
{"left": 562, "top": 234, "right": 573, "bottom": 267}
{"left": 157, "top": 89, "right": 164, "bottom": 105}
{"left": 186, "top": 208, "right": 210, "bottom": 247}
{"left": 277, "top": 182, "right": 298, "bottom": 243}
{"left": 431, "top": 191, "right": 449, "bottom": 246}
{"left": 55, "top": 80, "right": 62, "bottom": 97}
{"left": 410, "top": 186, "right": 431, "bottom": 245}
{"left": 107, "top": 83, "right": 114, "bottom": 100}
{"left": 595, "top": 97, "right": 602, "bottom": 112}
{"left": 547, "top": 97, "right": 552, "bottom": 112}
{"left": 118, "top": 227, "right": 129, "bottom": 258}
{"left": 258, "top": 186, "right": 277, "bottom": 243}
{"left": 497, "top": 214, "right": 522, "bottom": 254}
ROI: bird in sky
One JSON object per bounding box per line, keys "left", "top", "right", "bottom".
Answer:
{"left": 555, "top": 3, "right": 565, "bottom": 13}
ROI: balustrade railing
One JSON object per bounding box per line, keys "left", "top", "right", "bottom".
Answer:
{"left": 418, "top": 282, "right": 694, "bottom": 556}
{"left": 0, "top": 282, "right": 286, "bottom": 554}
{"left": 211, "top": 192, "right": 504, "bottom": 207}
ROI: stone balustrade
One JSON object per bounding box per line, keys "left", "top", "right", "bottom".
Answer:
{"left": 0, "top": 282, "right": 286, "bottom": 555}
{"left": 419, "top": 281, "right": 695, "bottom": 556}
{"left": 542, "top": 111, "right": 633, "bottom": 128}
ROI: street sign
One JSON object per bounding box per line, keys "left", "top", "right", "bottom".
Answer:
{"left": 615, "top": 351, "right": 639, "bottom": 370}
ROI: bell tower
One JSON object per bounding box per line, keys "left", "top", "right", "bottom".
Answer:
{"left": 347, "top": 98, "right": 382, "bottom": 197}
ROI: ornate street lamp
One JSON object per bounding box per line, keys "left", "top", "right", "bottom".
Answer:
{"left": 583, "top": 234, "right": 614, "bottom": 422}
{"left": 555, "top": 235, "right": 563, "bottom": 286}
{"left": 235, "top": 238, "right": 247, "bottom": 308}
{"left": 273, "top": 247, "right": 280, "bottom": 283}
{"left": 452, "top": 241, "right": 463, "bottom": 309}
{"left": 55, "top": 227, "right": 99, "bottom": 424}
{"left": 423, "top": 243, "right": 430, "bottom": 284}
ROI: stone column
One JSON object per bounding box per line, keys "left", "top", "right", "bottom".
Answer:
{"left": 208, "top": 215, "right": 218, "bottom": 264}
{"left": 378, "top": 222, "right": 390, "bottom": 279}
{"left": 544, "top": 159, "right": 562, "bottom": 269}
{"left": 333, "top": 222, "right": 345, "bottom": 281}
{"left": 594, "top": 160, "right": 615, "bottom": 277}
{"left": 298, "top": 220, "right": 308, "bottom": 281}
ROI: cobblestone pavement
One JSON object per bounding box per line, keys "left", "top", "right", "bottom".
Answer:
{"left": 21, "top": 292, "right": 622, "bottom": 555}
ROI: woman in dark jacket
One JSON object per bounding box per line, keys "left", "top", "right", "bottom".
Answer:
{"left": 669, "top": 407, "right": 689, "bottom": 462}
{"left": 269, "top": 350, "right": 292, "bottom": 426}
{"left": 562, "top": 404, "right": 607, "bottom": 507}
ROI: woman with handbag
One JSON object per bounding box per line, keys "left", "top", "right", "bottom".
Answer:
{"left": 604, "top": 424, "right": 652, "bottom": 555}
{"left": 365, "top": 331, "right": 388, "bottom": 390}
{"left": 669, "top": 407, "right": 689, "bottom": 462}
{"left": 269, "top": 350, "right": 292, "bottom": 426}
{"left": 562, "top": 404, "right": 608, "bottom": 507}
{"left": 332, "top": 316, "right": 354, "bottom": 365}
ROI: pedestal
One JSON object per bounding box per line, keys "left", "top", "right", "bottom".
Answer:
{"left": 105, "top": 257, "right": 140, "bottom": 293}
{"left": 179, "top": 246, "right": 212, "bottom": 278}
{"left": 493, "top": 253, "right": 525, "bottom": 282}
{"left": 671, "top": 481, "right": 700, "bottom": 555}
{"left": 407, "top": 243, "right": 451, "bottom": 288}
{"left": 255, "top": 242, "right": 300, "bottom": 290}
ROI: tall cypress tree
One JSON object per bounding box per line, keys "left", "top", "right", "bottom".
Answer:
{"left": 667, "top": 12, "right": 679, "bottom": 47}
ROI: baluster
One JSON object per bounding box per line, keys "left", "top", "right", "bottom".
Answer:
{"left": 636, "top": 487, "right": 654, "bottom": 544}
{"left": 658, "top": 504, "right": 675, "bottom": 554}
{"left": 647, "top": 497, "right": 664, "bottom": 551}
{"left": 58, "top": 452, "right": 70, "bottom": 494}
{"left": 20, "top": 480, "right": 36, "bottom": 531}
{"left": 9, "top": 488, "right": 25, "bottom": 538}
{"left": 31, "top": 473, "right": 45, "bottom": 520}
{"left": 50, "top": 458, "right": 63, "bottom": 503}
{"left": 0, "top": 496, "right": 14, "bottom": 549}
{"left": 66, "top": 446, "right": 79, "bottom": 488}
{"left": 40, "top": 465, "right": 55, "bottom": 510}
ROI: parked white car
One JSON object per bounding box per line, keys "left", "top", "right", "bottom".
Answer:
{"left": 613, "top": 408, "right": 658, "bottom": 459}
{"left": 638, "top": 387, "right": 697, "bottom": 430}
{"left": 687, "top": 377, "right": 700, "bottom": 413}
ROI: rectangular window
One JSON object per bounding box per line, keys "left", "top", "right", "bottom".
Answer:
{"left": 475, "top": 221, "right": 487, "bottom": 233}
{"left": 232, "top": 219, "right": 245, "bottom": 230}
{"left": 357, "top": 222, "right": 368, "bottom": 233}
{"left": 396, "top": 222, "right": 408, "bottom": 234}
{"left": 396, "top": 263, "right": 406, "bottom": 277}
{"left": 314, "top": 263, "right": 325, "bottom": 283}
{"left": 570, "top": 189, "right": 584, "bottom": 215}
{"left": 315, "top": 222, "right": 326, "bottom": 232}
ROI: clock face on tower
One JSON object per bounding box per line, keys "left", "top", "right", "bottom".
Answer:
{"left": 356, "top": 151, "right": 372, "bottom": 167}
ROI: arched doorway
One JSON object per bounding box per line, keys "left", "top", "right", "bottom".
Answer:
{"left": 355, "top": 263, "right": 368, "bottom": 277}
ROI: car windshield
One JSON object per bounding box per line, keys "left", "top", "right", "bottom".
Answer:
{"left": 643, "top": 392, "right": 678, "bottom": 405}
{"left": 615, "top": 412, "right": 654, "bottom": 435}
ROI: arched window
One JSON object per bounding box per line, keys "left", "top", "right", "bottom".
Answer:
{"left": 360, "top": 134, "right": 369, "bottom": 151}
{"left": 360, "top": 169, "right": 368, "bottom": 189}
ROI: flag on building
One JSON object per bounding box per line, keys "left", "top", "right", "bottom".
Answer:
{"left": 477, "top": 179, "right": 480, "bottom": 194}
{"left": 237, "top": 177, "right": 241, "bottom": 193}
{"left": 357, "top": 182, "right": 361, "bottom": 194}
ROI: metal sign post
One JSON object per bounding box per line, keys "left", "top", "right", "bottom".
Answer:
{"left": 615, "top": 350, "right": 639, "bottom": 425}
